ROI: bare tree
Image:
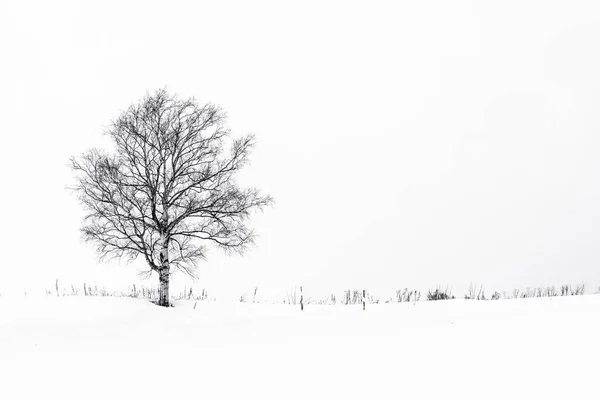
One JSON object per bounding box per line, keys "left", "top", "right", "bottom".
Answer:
{"left": 70, "top": 89, "right": 273, "bottom": 306}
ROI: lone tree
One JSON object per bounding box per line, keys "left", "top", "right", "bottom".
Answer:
{"left": 70, "top": 89, "right": 273, "bottom": 306}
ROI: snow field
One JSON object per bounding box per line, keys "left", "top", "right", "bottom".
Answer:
{"left": 1, "top": 295, "right": 599, "bottom": 399}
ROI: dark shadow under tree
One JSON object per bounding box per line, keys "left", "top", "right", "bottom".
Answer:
{"left": 70, "top": 89, "right": 273, "bottom": 306}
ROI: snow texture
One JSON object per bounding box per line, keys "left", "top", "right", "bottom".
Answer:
{"left": 1, "top": 295, "right": 598, "bottom": 399}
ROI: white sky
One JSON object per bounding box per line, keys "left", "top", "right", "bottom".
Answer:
{"left": 1, "top": 0, "right": 600, "bottom": 301}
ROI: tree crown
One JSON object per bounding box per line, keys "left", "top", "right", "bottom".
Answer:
{"left": 70, "top": 89, "right": 273, "bottom": 277}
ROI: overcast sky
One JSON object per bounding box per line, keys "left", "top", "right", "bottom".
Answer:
{"left": 1, "top": 0, "right": 600, "bottom": 301}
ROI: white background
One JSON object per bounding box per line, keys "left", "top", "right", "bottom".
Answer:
{"left": 1, "top": 0, "right": 600, "bottom": 301}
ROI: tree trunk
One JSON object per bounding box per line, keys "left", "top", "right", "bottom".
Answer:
{"left": 158, "top": 233, "right": 170, "bottom": 307}
{"left": 158, "top": 267, "right": 170, "bottom": 307}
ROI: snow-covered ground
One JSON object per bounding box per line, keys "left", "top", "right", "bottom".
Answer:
{"left": 1, "top": 295, "right": 598, "bottom": 399}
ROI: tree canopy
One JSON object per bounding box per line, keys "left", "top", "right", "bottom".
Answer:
{"left": 70, "top": 90, "right": 273, "bottom": 305}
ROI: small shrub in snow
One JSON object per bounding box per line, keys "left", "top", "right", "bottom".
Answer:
{"left": 285, "top": 286, "right": 299, "bottom": 305}
{"left": 464, "top": 284, "right": 486, "bottom": 300}
{"left": 342, "top": 289, "right": 370, "bottom": 305}
{"left": 560, "top": 284, "right": 585, "bottom": 296}
{"left": 427, "top": 287, "right": 455, "bottom": 301}
{"left": 174, "top": 287, "right": 209, "bottom": 301}
{"left": 317, "top": 294, "right": 337, "bottom": 305}
{"left": 507, "top": 284, "right": 586, "bottom": 299}
{"left": 395, "top": 288, "right": 421, "bottom": 302}
{"left": 367, "top": 294, "right": 380, "bottom": 304}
